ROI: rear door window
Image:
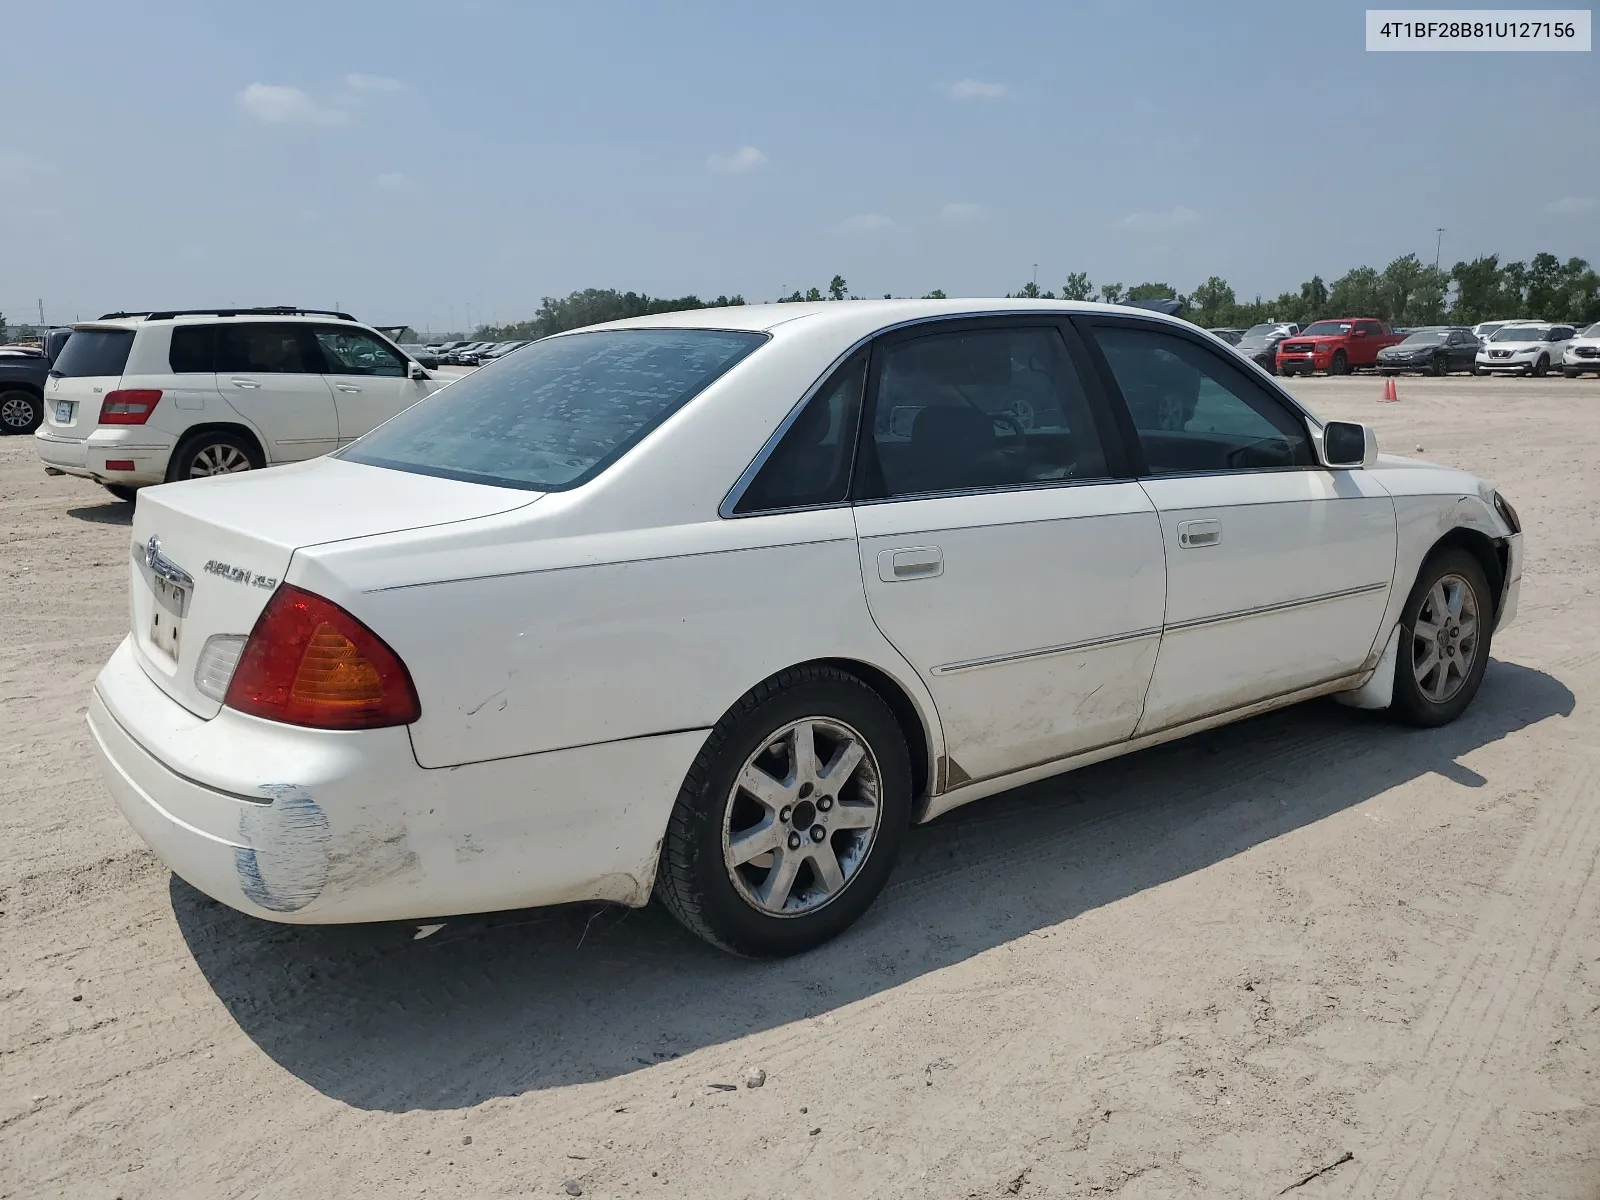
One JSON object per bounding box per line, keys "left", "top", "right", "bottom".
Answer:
{"left": 858, "top": 325, "right": 1111, "bottom": 499}
{"left": 214, "top": 324, "right": 320, "bottom": 374}
{"left": 340, "top": 328, "right": 767, "bottom": 491}
{"left": 51, "top": 329, "right": 133, "bottom": 378}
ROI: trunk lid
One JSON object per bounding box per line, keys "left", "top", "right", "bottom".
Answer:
{"left": 128, "top": 457, "right": 541, "bottom": 717}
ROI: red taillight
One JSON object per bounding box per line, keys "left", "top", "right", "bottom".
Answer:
{"left": 224, "top": 584, "right": 421, "bottom": 729}
{"left": 99, "top": 389, "right": 162, "bottom": 425}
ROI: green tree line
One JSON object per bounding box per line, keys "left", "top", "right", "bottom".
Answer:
{"left": 470, "top": 253, "right": 1600, "bottom": 341}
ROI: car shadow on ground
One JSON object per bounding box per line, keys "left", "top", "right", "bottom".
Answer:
{"left": 66, "top": 500, "right": 133, "bottom": 525}
{"left": 172, "top": 659, "right": 1573, "bottom": 1112}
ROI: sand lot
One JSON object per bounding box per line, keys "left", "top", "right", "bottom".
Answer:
{"left": 3, "top": 373, "right": 1599, "bottom": 1198}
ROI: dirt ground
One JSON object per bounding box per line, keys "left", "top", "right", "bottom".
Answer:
{"left": 4, "top": 373, "right": 1599, "bottom": 1199}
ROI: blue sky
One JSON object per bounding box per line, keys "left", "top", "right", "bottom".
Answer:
{"left": 2, "top": 0, "right": 1595, "bottom": 331}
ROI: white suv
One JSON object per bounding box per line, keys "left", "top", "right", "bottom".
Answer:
{"left": 35, "top": 307, "right": 445, "bottom": 501}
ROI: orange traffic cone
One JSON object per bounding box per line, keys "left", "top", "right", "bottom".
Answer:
{"left": 1380, "top": 377, "right": 1398, "bottom": 403}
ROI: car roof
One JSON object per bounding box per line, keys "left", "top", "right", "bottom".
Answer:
{"left": 72, "top": 313, "right": 371, "bottom": 333}
{"left": 576, "top": 297, "right": 1190, "bottom": 341}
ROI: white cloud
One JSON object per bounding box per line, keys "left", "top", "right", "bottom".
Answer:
{"left": 236, "top": 83, "right": 349, "bottom": 126}
{"left": 949, "top": 79, "right": 1009, "bottom": 101}
{"left": 374, "top": 171, "right": 414, "bottom": 192}
{"left": 1112, "top": 205, "right": 1202, "bottom": 233}
{"left": 345, "top": 73, "right": 403, "bottom": 93}
{"left": 1545, "top": 196, "right": 1594, "bottom": 215}
{"left": 707, "top": 145, "right": 767, "bottom": 175}
{"left": 841, "top": 212, "right": 894, "bottom": 233}
{"left": 940, "top": 202, "right": 988, "bottom": 223}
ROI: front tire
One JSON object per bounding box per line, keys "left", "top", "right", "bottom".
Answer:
{"left": 1429, "top": 355, "right": 1445, "bottom": 377}
{"left": 655, "top": 666, "right": 913, "bottom": 957}
{"left": 0, "top": 388, "right": 42, "bottom": 435}
{"left": 1390, "top": 548, "right": 1493, "bottom": 728}
{"left": 165, "top": 431, "right": 262, "bottom": 482}
{"left": 1533, "top": 355, "right": 1549, "bottom": 378}
{"left": 1563, "top": 368, "right": 1580, "bottom": 379}
{"left": 1330, "top": 351, "right": 1349, "bottom": 376}
{"left": 103, "top": 484, "right": 137, "bottom": 503}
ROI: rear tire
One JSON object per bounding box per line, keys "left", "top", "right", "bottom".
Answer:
{"left": 655, "top": 666, "right": 913, "bottom": 957}
{"left": 103, "top": 484, "right": 137, "bottom": 503}
{"left": 165, "top": 431, "right": 263, "bottom": 482}
{"left": 0, "top": 388, "right": 42, "bottom": 435}
{"left": 1390, "top": 547, "right": 1493, "bottom": 728}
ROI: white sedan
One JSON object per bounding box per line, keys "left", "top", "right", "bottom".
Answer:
{"left": 88, "top": 300, "right": 1523, "bottom": 956}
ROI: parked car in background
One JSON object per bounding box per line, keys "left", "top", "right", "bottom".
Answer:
{"left": 1560, "top": 322, "right": 1600, "bottom": 377}
{"left": 1276, "top": 318, "right": 1406, "bottom": 376}
{"left": 478, "top": 340, "right": 530, "bottom": 362}
{"left": 1233, "top": 322, "right": 1300, "bottom": 375}
{"left": 35, "top": 307, "right": 443, "bottom": 501}
{"left": 1375, "top": 327, "right": 1481, "bottom": 376}
{"left": 1476, "top": 324, "right": 1578, "bottom": 377}
{"left": 1208, "top": 328, "right": 1245, "bottom": 346}
{"left": 87, "top": 299, "right": 1522, "bottom": 956}
{"left": 399, "top": 343, "right": 441, "bottom": 369}
{"left": 0, "top": 328, "right": 72, "bottom": 435}
{"left": 1471, "top": 319, "right": 1544, "bottom": 344}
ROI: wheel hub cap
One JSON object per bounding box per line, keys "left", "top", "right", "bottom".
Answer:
{"left": 721, "top": 717, "right": 883, "bottom": 918}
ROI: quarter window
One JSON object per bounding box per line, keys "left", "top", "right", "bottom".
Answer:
{"left": 734, "top": 352, "right": 865, "bottom": 513}
{"left": 314, "top": 327, "right": 407, "bottom": 377}
{"left": 168, "top": 325, "right": 215, "bottom": 373}
{"left": 214, "top": 323, "right": 317, "bottom": 374}
{"left": 1092, "top": 325, "right": 1313, "bottom": 474}
{"left": 859, "top": 326, "right": 1110, "bottom": 500}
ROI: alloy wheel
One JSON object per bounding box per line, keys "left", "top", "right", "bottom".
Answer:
{"left": 188, "top": 444, "right": 253, "bottom": 477}
{"left": 1411, "top": 573, "right": 1481, "bottom": 704}
{"left": 721, "top": 716, "right": 882, "bottom": 917}
{"left": 1, "top": 393, "right": 37, "bottom": 430}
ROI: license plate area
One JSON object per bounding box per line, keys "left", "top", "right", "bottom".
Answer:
{"left": 150, "top": 576, "right": 188, "bottom": 662}
{"left": 54, "top": 400, "right": 74, "bottom": 423}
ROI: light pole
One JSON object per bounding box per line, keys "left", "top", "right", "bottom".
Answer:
{"left": 1434, "top": 228, "right": 1445, "bottom": 270}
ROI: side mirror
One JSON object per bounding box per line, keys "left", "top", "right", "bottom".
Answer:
{"left": 1351, "top": 328, "right": 1367, "bottom": 338}
{"left": 1320, "top": 420, "right": 1378, "bottom": 469}
{"left": 408, "top": 362, "right": 429, "bottom": 381}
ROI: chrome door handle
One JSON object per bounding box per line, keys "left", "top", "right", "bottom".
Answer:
{"left": 878, "top": 546, "right": 943, "bottom": 582}
{"left": 1177, "top": 519, "right": 1221, "bottom": 549}
{"left": 228, "top": 377, "right": 262, "bottom": 389}
{"left": 334, "top": 384, "right": 362, "bottom": 393}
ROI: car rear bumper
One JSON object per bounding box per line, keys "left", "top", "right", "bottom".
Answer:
{"left": 89, "top": 636, "right": 706, "bottom": 924}
{"left": 36, "top": 427, "right": 174, "bottom": 485}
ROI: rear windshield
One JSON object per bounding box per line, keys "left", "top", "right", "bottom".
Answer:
{"left": 340, "top": 328, "right": 767, "bottom": 491}
{"left": 50, "top": 329, "right": 133, "bottom": 378}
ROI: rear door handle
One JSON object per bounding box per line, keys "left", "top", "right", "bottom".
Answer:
{"left": 1177, "top": 519, "right": 1221, "bottom": 549}
{"left": 878, "top": 546, "right": 943, "bottom": 582}
{"left": 228, "top": 377, "right": 261, "bottom": 389}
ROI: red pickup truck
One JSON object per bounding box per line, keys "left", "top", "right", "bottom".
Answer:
{"left": 1276, "top": 318, "right": 1405, "bottom": 376}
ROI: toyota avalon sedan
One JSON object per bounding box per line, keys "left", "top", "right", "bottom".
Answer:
{"left": 88, "top": 299, "right": 1523, "bottom": 956}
